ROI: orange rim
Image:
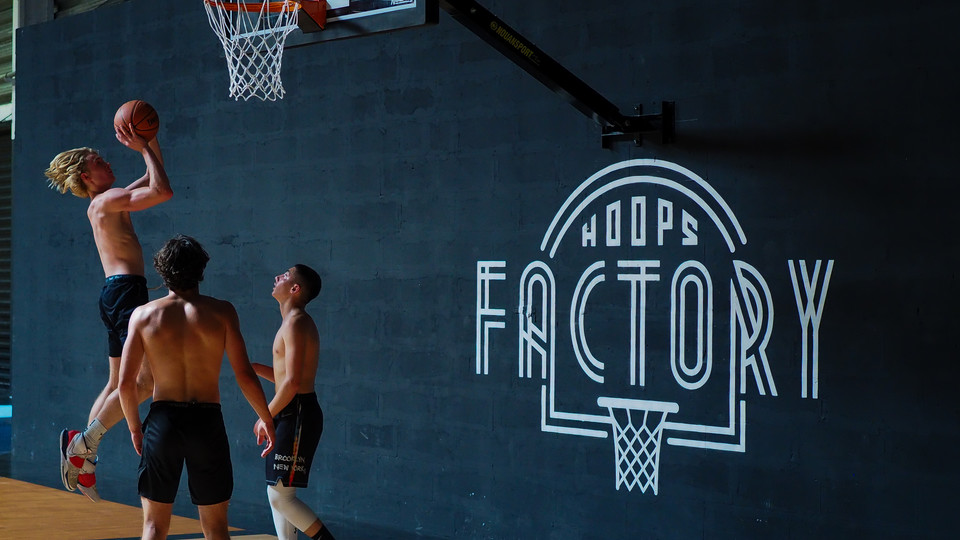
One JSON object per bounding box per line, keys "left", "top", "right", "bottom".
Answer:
{"left": 204, "top": 1, "right": 302, "bottom": 13}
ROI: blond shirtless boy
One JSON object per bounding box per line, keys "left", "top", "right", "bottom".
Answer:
{"left": 45, "top": 123, "right": 173, "bottom": 501}
{"left": 251, "top": 264, "right": 337, "bottom": 540}
{"left": 119, "top": 235, "right": 275, "bottom": 540}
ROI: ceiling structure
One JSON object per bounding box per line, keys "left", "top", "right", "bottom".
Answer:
{"left": 3, "top": 1, "right": 130, "bottom": 124}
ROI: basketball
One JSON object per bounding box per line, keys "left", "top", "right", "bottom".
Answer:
{"left": 114, "top": 100, "right": 159, "bottom": 141}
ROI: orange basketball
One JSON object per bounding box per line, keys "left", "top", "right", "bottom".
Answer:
{"left": 114, "top": 100, "right": 159, "bottom": 141}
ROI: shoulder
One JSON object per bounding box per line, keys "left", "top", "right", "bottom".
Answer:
{"left": 203, "top": 295, "right": 239, "bottom": 320}
{"left": 285, "top": 310, "right": 318, "bottom": 336}
{"left": 88, "top": 188, "right": 130, "bottom": 212}
{"left": 135, "top": 296, "right": 166, "bottom": 312}
{"left": 129, "top": 297, "right": 165, "bottom": 324}
{"left": 194, "top": 294, "right": 231, "bottom": 307}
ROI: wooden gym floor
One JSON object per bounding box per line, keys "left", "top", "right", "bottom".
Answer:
{"left": 0, "top": 476, "right": 277, "bottom": 540}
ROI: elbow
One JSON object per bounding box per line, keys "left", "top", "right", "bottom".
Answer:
{"left": 240, "top": 373, "right": 262, "bottom": 391}
{"left": 117, "top": 387, "right": 130, "bottom": 409}
{"left": 118, "top": 380, "right": 136, "bottom": 401}
{"left": 158, "top": 186, "right": 174, "bottom": 201}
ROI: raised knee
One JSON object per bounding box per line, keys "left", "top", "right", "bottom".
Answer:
{"left": 136, "top": 374, "right": 154, "bottom": 397}
{"left": 137, "top": 371, "right": 154, "bottom": 388}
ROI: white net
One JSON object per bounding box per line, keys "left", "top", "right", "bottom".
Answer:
{"left": 598, "top": 398, "right": 678, "bottom": 495}
{"left": 204, "top": 1, "right": 301, "bottom": 101}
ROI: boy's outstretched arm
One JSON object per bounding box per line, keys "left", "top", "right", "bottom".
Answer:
{"left": 119, "top": 308, "right": 147, "bottom": 455}
{"left": 111, "top": 123, "right": 173, "bottom": 211}
{"left": 124, "top": 137, "right": 165, "bottom": 190}
{"left": 223, "top": 303, "right": 276, "bottom": 456}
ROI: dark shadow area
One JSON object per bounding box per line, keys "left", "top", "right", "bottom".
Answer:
{"left": 225, "top": 498, "right": 446, "bottom": 539}
{"left": 0, "top": 416, "right": 9, "bottom": 477}
{"left": 671, "top": 125, "right": 877, "bottom": 161}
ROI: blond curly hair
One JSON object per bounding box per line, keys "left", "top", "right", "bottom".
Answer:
{"left": 45, "top": 147, "right": 97, "bottom": 198}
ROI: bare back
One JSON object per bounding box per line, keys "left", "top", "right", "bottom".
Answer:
{"left": 132, "top": 292, "right": 238, "bottom": 403}
{"left": 272, "top": 309, "right": 320, "bottom": 394}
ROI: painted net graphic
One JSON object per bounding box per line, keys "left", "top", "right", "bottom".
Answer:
{"left": 476, "top": 159, "right": 834, "bottom": 494}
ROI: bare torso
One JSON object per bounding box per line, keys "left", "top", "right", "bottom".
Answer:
{"left": 272, "top": 309, "right": 320, "bottom": 394}
{"left": 135, "top": 292, "right": 237, "bottom": 403}
{"left": 88, "top": 190, "right": 145, "bottom": 277}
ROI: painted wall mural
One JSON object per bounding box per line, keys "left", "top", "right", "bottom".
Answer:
{"left": 475, "top": 159, "right": 834, "bottom": 495}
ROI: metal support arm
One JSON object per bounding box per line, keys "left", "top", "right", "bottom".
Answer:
{"left": 439, "top": 0, "right": 674, "bottom": 146}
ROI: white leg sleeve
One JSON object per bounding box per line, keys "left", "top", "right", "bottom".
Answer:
{"left": 268, "top": 485, "right": 298, "bottom": 540}
{"left": 267, "top": 482, "right": 320, "bottom": 536}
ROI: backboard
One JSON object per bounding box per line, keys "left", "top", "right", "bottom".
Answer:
{"left": 285, "top": 0, "right": 439, "bottom": 48}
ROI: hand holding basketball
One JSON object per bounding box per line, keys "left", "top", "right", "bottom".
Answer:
{"left": 114, "top": 100, "right": 160, "bottom": 141}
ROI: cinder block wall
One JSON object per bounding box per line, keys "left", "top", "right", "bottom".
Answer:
{"left": 12, "top": 0, "right": 959, "bottom": 537}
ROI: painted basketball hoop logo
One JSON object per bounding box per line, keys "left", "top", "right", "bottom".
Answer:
{"left": 475, "top": 159, "right": 834, "bottom": 495}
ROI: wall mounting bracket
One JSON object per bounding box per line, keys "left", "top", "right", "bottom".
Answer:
{"left": 439, "top": 0, "right": 675, "bottom": 147}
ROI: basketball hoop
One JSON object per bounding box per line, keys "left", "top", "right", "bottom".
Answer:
{"left": 203, "top": 1, "right": 327, "bottom": 101}
{"left": 597, "top": 397, "right": 678, "bottom": 495}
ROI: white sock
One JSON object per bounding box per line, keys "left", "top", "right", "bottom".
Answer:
{"left": 82, "top": 418, "right": 108, "bottom": 453}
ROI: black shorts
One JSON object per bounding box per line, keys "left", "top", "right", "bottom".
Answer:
{"left": 99, "top": 274, "right": 148, "bottom": 357}
{"left": 266, "top": 392, "right": 323, "bottom": 488}
{"left": 138, "top": 401, "right": 233, "bottom": 505}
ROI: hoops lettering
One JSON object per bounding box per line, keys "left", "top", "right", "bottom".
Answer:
{"left": 474, "top": 159, "right": 835, "bottom": 494}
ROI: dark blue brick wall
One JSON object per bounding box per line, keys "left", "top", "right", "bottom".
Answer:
{"left": 10, "top": 0, "right": 960, "bottom": 537}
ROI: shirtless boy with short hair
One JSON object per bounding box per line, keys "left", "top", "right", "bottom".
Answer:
{"left": 119, "top": 234, "right": 276, "bottom": 540}
{"left": 251, "top": 264, "right": 337, "bottom": 540}
{"left": 45, "top": 122, "right": 173, "bottom": 501}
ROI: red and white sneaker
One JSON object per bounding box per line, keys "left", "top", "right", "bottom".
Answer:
{"left": 61, "top": 429, "right": 100, "bottom": 501}
{"left": 65, "top": 430, "right": 97, "bottom": 462}
{"left": 59, "top": 429, "right": 81, "bottom": 492}
{"left": 77, "top": 457, "right": 101, "bottom": 502}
